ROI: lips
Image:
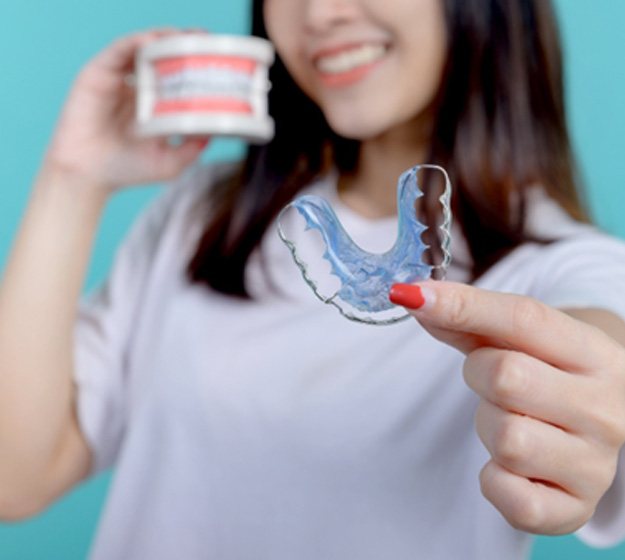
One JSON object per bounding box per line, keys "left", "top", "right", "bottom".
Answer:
{"left": 311, "top": 42, "right": 389, "bottom": 87}
{"left": 315, "top": 44, "right": 387, "bottom": 73}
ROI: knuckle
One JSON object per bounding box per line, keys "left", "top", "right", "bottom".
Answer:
{"left": 507, "top": 494, "right": 546, "bottom": 533}
{"left": 474, "top": 400, "right": 490, "bottom": 435}
{"left": 579, "top": 503, "right": 597, "bottom": 529}
{"left": 587, "top": 402, "right": 625, "bottom": 447}
{"left": 588, "top": 337, "right": 625, "bottom": 377}
{"left": 595, "top": 458, "right": 619, "bottom": 494}
{"left": 562, "top": 502, "right": 598, "bottom": 534}
{"left": 493, "top": 415, "right": 530, "bottom": 468}
{"left": 612, "top": 348, "right": 625, "bottom": 389}
{"left": 478, "top": 461, "right": 497, "bottom": 501}
{"left": 445, "top": 289, "right": 473, "bottom": 330}
{"left": 491, "top": 353, "right": 528, "bottom": 405}
{"left": 479, "top": 463, "right": 546, "bottom": 533}
{"left": 612, "top": 414, "right": 625, "bottom": 446}
{"left": 463, "top": 347, "right": 489, "bottom": 387}
{"left": 577, "top": 447, "right": 617, "bottom": 495}
{"left": 510, "top": 297, "right": 548, "bottom": 334}
{"left": 615, "top": 347, "right": 625, "bottom": 373}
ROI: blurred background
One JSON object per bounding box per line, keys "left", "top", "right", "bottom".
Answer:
{"left": 0, "top": 1, "right": 624, "bottom": 558}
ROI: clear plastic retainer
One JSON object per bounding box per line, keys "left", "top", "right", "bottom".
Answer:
{"left": 277, "top": 164, "right": 452, "bottom": 326}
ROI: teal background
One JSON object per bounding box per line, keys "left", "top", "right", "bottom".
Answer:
{"left": 0, "top": 1, "right": 624, "bottom": 558}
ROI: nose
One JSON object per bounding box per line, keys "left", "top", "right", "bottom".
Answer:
{"left": 303, "top": 0, "right": 359, "bottom": 34}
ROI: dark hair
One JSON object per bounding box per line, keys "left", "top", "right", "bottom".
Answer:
{"left": 186, "top": 0, "right": 587, "bottom": 297}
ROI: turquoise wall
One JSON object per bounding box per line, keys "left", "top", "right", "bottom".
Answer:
{"left": 0, "top": 1, "right": 624, "bottom": 558}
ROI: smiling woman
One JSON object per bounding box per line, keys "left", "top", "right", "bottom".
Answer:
{"left": 0, "top": 1, "right": 625, "bottom": 560}
{"left": 263, "top": 0, "right": 446, "bottom": 138}
{"left": 189, "top": 0, "right": 586, "bottom": 294}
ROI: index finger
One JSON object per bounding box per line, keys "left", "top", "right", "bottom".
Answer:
{"left": 92, "top": 28, "right": 179, "bottom": 72}
{"left": 390, "top": 280, "right": 606, "bottom": 373}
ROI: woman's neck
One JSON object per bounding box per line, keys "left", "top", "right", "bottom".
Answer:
{"left": 336, "top": 119, "right": 431, "bottom": 219}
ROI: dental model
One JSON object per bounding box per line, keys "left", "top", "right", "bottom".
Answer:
{"left": 277, "top": 165, "right": 452, "bottom": 325}
{"left": 135, "top": 34, "right": 274, "bottom": 143}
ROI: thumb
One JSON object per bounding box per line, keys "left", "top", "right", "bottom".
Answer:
{"left": 389, "top": 280, "right": 591, "bottom": 370}
{"left": 159, "top": 135, "right": 211, "bottom": 171}
{"left": 389, "top": 280, "right": 511, "bottom": 355}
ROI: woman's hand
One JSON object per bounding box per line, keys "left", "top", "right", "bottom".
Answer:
{"left": 42, "top": 28, "right": 211, "bottom": 193}
{"left": 390, "top": 281, "right": 625, "bottom": 535}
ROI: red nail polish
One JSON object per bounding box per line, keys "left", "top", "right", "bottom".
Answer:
{"left": 389, "top": 283, "right": 425, "bottom": 309}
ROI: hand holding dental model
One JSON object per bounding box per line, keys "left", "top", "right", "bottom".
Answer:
{"left": 42, "top": 29, "right": 213, "bottom": 193}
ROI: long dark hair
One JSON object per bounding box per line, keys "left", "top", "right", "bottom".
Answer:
{"left": 186, "top": 0, "right": 587, "bottom": 297}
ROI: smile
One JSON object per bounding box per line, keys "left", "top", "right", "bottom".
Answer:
{"left": 316, "top": 43, "right": 387, "bottom": 74}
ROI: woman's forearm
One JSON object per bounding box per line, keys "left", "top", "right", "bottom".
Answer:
{"left": 0, "top": 165, "right": 110, "bottom": 498}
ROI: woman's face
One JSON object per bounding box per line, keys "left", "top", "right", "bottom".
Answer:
{"left": 264, "top": 0, "right": 447, "bottom": 140}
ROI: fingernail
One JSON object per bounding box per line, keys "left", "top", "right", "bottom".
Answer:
{"left": 389, "top": 283, "right": 425, "bottom": 309}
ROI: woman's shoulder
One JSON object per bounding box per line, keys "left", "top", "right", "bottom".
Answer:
{"left": 474, "top": 190, "right": 625, "bottom": 314}
{"left": 479, "top": 226, "right": 625, "bottom": 278}
{"left": 523, "top": 186, "right": 625, "bottom": 260}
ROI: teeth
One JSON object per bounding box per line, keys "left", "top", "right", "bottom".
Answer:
{"left": 317, "top": 44, "right": 387, "bottom": 75}
{"left": 157, "top": 68, "right": 253, "bottom": 100}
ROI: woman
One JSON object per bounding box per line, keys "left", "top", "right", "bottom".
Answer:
{"left": 0, "top": 0, "right": 624, "bottom": 559}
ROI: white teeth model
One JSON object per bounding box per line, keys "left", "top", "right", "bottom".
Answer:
{"left": 317, "top": 44, "right": 387, "bottom": 75}
{"left": 158, "top": 68, "right": 253, "bottom": 99}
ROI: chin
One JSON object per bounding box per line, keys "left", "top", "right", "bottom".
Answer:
{"left": 324, "top": 113, "right": 388, "bottom": 141}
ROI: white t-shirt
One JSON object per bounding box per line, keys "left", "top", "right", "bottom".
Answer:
{"left": 74, "top": 162, "right": 625, "bottom": 560}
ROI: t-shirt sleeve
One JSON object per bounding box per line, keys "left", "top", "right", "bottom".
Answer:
{"left": 531, "top": 232, "right": 625, "bottom": 322}
{"left": 72, "top": 163, "right": 214, "bottom": 475}
{"left": 529, "top": 230, "right": 625, "bottom": 547}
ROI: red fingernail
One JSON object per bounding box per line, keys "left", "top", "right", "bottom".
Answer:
{"left": 389, "top": 283, "right": 425, "bottom": 309}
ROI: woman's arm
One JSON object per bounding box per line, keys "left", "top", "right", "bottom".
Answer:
{"left": 0, "top": 168, "right": 107, "bottom": 520}
{"left": 0, "top": 29, "right": 209, "bottom": 521}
